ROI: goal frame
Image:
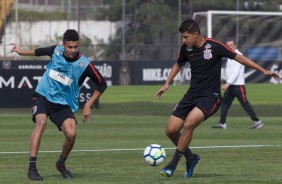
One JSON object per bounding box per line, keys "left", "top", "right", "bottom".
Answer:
{"left": 193, "top": 10, "right": 282, "bottom": 38}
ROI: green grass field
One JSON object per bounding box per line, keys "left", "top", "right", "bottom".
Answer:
{"left": 0, "top": 84, "right": 281, "bottom": 184}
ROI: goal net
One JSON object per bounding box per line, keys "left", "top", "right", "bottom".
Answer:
{"left": 193, "top": 10, "right": 282, "bottom": 64}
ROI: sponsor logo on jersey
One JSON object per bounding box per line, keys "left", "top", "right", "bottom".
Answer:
{"left": 205, "top": 43, "right": 212, "bottom": 49}
{"left": 186, "top": 47, "right": 193, "bottom": 51}
{"left": 49, "top": 69, "right": 73, "bottom": 86}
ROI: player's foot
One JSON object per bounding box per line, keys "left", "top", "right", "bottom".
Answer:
{"left": 250, "top": 120, "right": 263, "bottom": 129}
{"left": 211, "top": 123, "right": 227, "bottom": 129}
{"left": 160, "top": 164, "right": 175, "bottom": 177}
{"left": 56, "top": 161, "right": 73, "bottom": 179}
{"left": 184, "top": 154, "right": 200, "bottom": 178}
{"left": 27, "top": 169, "right": 43, "bottom": 181}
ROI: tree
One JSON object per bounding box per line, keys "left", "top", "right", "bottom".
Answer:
{"left": 95, "top": 0, "right": 181, "bottom": 60}
{"left": 95, "top": 0, "right": 282, "bottom": 61}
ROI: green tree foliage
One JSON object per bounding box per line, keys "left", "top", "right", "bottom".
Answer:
{"left": 10, "top": 9, "right": 67, "bottom": 22}
{"left": 96, "top": 0, "right": 282, "bottom": 60}
{"left": 192, "top": 0, "right": 281, "bottom": 12}
{"left": 96, "top": 0, "right": 180, "bottom": 60}
{"left": 7, "top": 0, "right": 282, "bottom": 60}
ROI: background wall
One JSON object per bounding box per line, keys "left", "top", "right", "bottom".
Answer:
{"left": 0, "top": 60, "right": 281, "bottom": 108}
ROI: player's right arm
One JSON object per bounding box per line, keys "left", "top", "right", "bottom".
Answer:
{"left": 10, "top": 43, "right": 36, "bottom": 56}
{"left": 156, "top": 44, "right": 186, "bottom": 99}
{"left": 10, "top": 43, "right": 56, "bottom": 57}
{"left": 155, "top": 63, "right": 181, "bottom": 99}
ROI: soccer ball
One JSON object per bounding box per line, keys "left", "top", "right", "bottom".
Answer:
{"left": 143, "top": 144, "right": 166, "bottom": 166}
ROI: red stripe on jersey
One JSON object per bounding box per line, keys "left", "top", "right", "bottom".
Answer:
{"left": 206, "top": 38, "right": 236, "bottom": 54}
{"left": 89, "top": 64, "right": 102, "bottom": 82}
{"left": 239, "top": 85, "right": 247, "bottom": 102}
{"left": 76, "top": 52, "right": 82, "bottom": 60}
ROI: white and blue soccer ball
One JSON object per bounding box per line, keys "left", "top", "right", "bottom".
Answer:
{"left": 143, "top": 144, "right": 166, "bottom": 166}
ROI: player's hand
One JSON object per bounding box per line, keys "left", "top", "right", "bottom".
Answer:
{"left": 10, "top": 43, "right": 19, "bottom": 53}
{"left": 82, "top": 104, "right": 92, "bottom": 123}
{"left": 156, "top": 84, "right": 169, "bottom": 99}
{"left": 264, "top": 70, "right": 280, "bottom": 81}
{"left": 222, "top": 83, "right": 230, "bottom": 91}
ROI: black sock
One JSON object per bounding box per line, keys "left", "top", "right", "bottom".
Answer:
{"left": 169, "top": 149, "right": 184, "bottom": 169}
{"left": 183, "top": 147, "right": 196, "bottom": 163}
{"left": 29, "top": 157, "right": 37, "bottom": 171}
{"left": 58, "top": 155, "right": 66, "bottom": 164}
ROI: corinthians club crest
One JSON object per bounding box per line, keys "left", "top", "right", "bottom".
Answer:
{"left": 203, "top": 43, "right": 212, "bottom": 60}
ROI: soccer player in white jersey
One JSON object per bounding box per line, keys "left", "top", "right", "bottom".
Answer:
{"left": 212, "top": 38, "right": 263, "bottom": 129}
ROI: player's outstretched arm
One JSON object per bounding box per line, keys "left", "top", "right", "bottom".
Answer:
{"left": 10, "top": 43, "right": 36, "bottom": 56}
{"left": 155, "top": 63, "right": 181, "bottom": 99}
{"left": 234, "top": 54, "right": 280, "bottom": 81}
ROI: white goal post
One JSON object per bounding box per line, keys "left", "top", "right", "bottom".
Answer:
{"left": 193, "top": 10, "right": 282, "bottom": 38}
{"left": 192, "top": 10, "right": 282, "bottom": 63}
{"left": 191, "top": 10, "right": 282, "bottom": 84}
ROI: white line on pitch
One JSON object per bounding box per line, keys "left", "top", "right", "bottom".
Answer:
{"left": 0, "top": 144, "right": 280, "bottom": 155}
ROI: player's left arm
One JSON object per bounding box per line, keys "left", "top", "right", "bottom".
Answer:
{"left": 83, "top": 90, "right": 102, "bottom": 123}
{"left": 81, "top": 63, "right": 107, "bottom": 123}
{"left": 215, "top": 41, "right": 279, "bottom": 80}
{"left": 234, "top": 54, "right": 280, "bottom": 81}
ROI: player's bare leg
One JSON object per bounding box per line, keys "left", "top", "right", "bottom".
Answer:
{"left": 61, "top": 118, "right": 76, "bottom": 157}
{"left": 165, "top": 115, "right": 184, "bottom": 145}
{"left": 160, "top": 108, "right": 204, "bottom": 177}
{"left": 179, "top": 107, "right": 204, "bottom": 178}
{"left": 166, "top": 114, "right": 200, "bottom": 163}
{"left": 28, "top": 114, "right": 47, "bottom": 181}
{"left": 56, "top": 118, "right": 76, "bottom": 179}
{"left": 178, "top": 107, "right": 204, "bottom": 151}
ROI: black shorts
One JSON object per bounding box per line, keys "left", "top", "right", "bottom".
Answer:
{"left": 172, "top": 93, "right": 222, "bottom": 121}
{"left": 31, "top": 93, "right": 76, "bottom": 131}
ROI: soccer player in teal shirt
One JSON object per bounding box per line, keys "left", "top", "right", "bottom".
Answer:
{"left": 10, "top": 29, "right": 107, "bottom": 181}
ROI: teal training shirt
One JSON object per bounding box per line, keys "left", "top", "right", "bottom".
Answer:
{"left": 35, "top": 45, "right": 90, "bottom": 112}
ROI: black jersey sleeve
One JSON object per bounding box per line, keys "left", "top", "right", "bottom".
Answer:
{"left": 176, "top": 44, "right": 188, "bottom": 67}
{"left": 34, "top": 45, "right": 56, "bottom": 57}
{"left": 213, "top": 40, "right": 237, "bottom": 59}
{"left": 79, "top": 63, "right": 107, "bottom": 93}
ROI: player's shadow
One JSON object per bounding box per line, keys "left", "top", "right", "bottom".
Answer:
{"left": 158, "top": 173, "right": 224, "bottom": 181}
{"left": 192, "top": 173, "right": 224, "bottom": 178}
{"left": 43, "top": 172, "right": 92, "bottom": 180}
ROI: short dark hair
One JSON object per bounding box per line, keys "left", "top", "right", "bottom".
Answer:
{"left": 178, "top": 19, "right": 201, "bottom": 34}
{"left": 63, "top": 29, "right": 79, "bottom": 42}
{"left": 226, "top": 37, "right": 236, "bottom": 44}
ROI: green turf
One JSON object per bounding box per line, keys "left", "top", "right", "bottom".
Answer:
{"left": 0, "top": 84, "right": 281, "bottom": 183}
{"left": 100, "top": 84, "right": 281, "bottom": 104}
{"left": 0, "top": 114, "right": 282, "bottom": 184}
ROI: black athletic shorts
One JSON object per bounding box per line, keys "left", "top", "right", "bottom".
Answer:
{"left": 172, "top": 93, "right": 222, "bottom": 121}
{"left": 31, "top": 93, "right": 76, "bottom": 131}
